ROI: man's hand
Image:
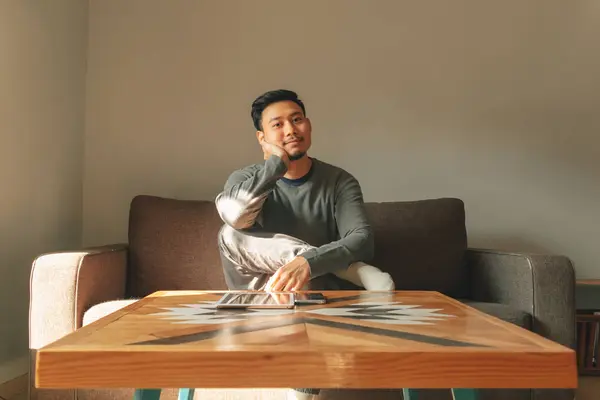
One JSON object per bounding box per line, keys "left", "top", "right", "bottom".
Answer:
{"left": 265, "top": 256, "right": 310, "bottom": 292}
{"left": 260, "top": 138, "right": 290, "bottom": 167}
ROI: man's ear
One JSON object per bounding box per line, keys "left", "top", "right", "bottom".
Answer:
{"left": 256, "top": 130, "right": 264, "bottom": 142}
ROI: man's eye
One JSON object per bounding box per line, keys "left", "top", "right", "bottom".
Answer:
{"left": 272, "top": 123, "right": 281, "bottom": 128}
{"left": 293, "top": 118, "right": 303, "bottom": 123}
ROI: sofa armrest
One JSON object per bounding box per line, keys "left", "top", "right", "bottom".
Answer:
{"left": 29, "top": 244, "right": 128, "bottom": 350}
{"left": 467, "top": 248, "right": 576, "bottom": 349}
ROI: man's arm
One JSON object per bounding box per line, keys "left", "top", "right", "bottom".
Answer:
{"left": 299, "top": 174, "right": 374, "bottom": 276}
{"left": 215, "top": 155, "right": 287, "bottom": 230}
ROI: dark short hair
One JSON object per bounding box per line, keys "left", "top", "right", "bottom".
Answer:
{"left": 251, "top": 89, "right": 306, "bottom": 131}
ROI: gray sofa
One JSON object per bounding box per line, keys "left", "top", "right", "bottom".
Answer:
{"left": 29, "top": 195, "right": 576, "bottom": 400}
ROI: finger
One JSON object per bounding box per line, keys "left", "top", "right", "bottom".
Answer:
{"left": 284, "top": 278, "right": 299, "bottom": 291}
{"left": 282, "top": 279, "right": 298, "bottom": 292}
{"left": 292, "top": 276, "right": 309, "bottom": 292}
{"left": 265, "top": 275, "right": 276, "bottom": 292}
{"left": 266, "top": 269, "right": 283, "bottom": 291}
{"left": 272, "top": 274, "right": 290, "bottom": 292}
{"left": 260, "top": 138, "right": 272, "bottom": 150}
{"left": 266, "top": 274, "right": 279, "bottom": 292}
{"left": 273, "top": 293, "right": 285, "bottom": 305}
{"left": 271, "top": 279, "right": 285, "bottom": 292}
{"left": 272, "top": 267, "right": 284, "bottom": 279}
{"left": 271, "top": 293, "right": 280, "bottom": 304}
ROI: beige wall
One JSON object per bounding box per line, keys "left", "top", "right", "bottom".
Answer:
{"left": 84, "top": 0, "right": 600, "bottom": 278}
{"left": 0, "top": 0, "right": 87, "bottom": 380}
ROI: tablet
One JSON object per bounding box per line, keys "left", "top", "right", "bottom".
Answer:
{"left": 215, "top": 292, "right": 296, "bottom": 309}
{"left": 295, "top": 292, "right": 327, "bottom": 305}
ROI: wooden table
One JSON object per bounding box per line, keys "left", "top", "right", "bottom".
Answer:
{"left": 35, "top": 290, "right": 577, "bottom": 400}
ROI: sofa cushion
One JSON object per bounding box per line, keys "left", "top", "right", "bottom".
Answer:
{"left": 460, "top": 300, "right": 532, "bottom": 329}
{"left": 128, "top": 195, "right": 228, "bottom": 297}
{"left": 365, "top": 198, "right": 468, "bottom": 298}
{"left": 83, "top": 299, "right": 138, "bottom": 326}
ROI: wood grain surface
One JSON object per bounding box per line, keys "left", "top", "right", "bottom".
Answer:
{"left": 36, "top": 290, "right": 577, "bottom": 390}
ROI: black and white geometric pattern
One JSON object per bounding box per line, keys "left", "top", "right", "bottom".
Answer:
{"left": 305, "top": 301, "right": 453, "bottom": 325}
{"left": 150, "top": 301, "right": 294, "bottom": 325}
{"left": 150, "top": 301, "right": 453, "bottom": 326}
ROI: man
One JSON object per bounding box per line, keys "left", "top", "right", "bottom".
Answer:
{"left": 215, "top": 89, "right": 394, "bottom": 294}
{"left": 215, "top": 89, "right": 394, "bottom": 399}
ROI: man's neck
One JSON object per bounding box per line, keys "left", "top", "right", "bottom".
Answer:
{"left": 284, "top": 155, "right": 312, "bottom": 180}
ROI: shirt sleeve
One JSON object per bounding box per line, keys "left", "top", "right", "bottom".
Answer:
{"left": 215, "top": 155, "right": 287, "bottom": 230}
{"left": 298, "top": 174, "right": 374, "bottom": 276}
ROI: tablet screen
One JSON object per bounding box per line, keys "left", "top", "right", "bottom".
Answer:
{"left": 216, "top": 292, "right": 295, "bottom": 308}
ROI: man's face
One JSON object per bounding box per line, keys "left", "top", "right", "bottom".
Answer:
{"left": 257, "top": 100, "right": 312, "bottom": 161}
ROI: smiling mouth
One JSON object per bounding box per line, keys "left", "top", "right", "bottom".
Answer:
{"left": 285, "top": 138, "right": 303, "bottom": 145}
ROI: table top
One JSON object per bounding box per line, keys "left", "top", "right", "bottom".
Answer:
{"left": 36, "top": 290, "right": 577, "bottom": 390}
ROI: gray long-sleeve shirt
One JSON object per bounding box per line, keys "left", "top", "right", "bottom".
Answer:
{"left": 215, "top": 155, "right": 374, "bottom": 277}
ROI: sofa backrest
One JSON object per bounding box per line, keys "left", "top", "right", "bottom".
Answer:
{"left": 127, "top": 195, "right": 469, "bottom": 298}
{"left": 364, "top": 199, "right": 468, "bottom": 298}
{"left": 127, "top": 196, "right": 227, "bottom": 297}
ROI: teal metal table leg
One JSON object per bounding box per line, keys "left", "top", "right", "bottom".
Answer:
{"left": 451, "top": 389, "right": 478, "bottom": 400}
{"left": 178, "top": 388, "right": 195, "bottom": 400}
{"left": 402, "top": 388, "right": 418, "bottom": 399}
{"left": 133, "top": 389, "right": 161, "bottom": 400}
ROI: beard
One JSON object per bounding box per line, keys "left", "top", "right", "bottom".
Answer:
{"left": 288, "top": 151, "right": 306, "bottom": 161}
